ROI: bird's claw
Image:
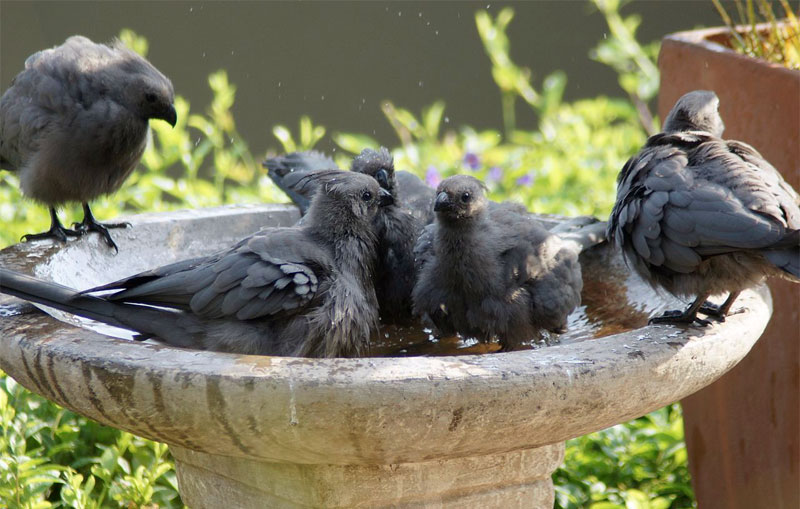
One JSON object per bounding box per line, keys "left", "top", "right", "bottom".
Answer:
{"left": 698, "top": 301, "right": 744, "bottom": 321}
{"left": 649, "top": 310, "right": 711, "bottom": 327}
{"left": 72, "top": 218, "right": 129, "bottom": 252}
{"left": 21, "top": 224, "right": 82, "bottom": 243}
{"left": 698, "top": 301, "right": 725, "bottom": 319}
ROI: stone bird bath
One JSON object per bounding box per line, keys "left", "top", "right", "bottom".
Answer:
{"left": 0, "top": 204, "right": 772, "bottom": 508}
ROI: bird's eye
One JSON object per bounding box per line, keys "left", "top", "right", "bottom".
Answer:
{"left": 145, "top": 93, "right": 157, "bottom": 103}
{"left": 461, "top": 192, "right": 471, "bottom": 203}
{"left": 361, "top": 191, "right": 373, "bottom": 202}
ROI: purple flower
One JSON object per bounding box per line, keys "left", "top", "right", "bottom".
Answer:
{"left": 425, "top": 166, "right": 441, "bottom": 187}
{"left": 488, "top": 166, "right": 503, "bottom": 182}
{"left": 516, "top": 174, "right": 533, "bottom": 186}
{"left": 463, "top": 152, "right": 480, "bottom": 171}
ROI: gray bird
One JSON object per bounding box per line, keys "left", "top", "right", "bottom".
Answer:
{"left": 412, "top": 175, "right": 593, "bottom": 351}
{"left": 0, "top": 35, "right": 177, "bottom": 251}
{"left": 608, "top": 90, "right": 800, "bottom": 325}
{"left": 0, "top": 171, "right": 393, "bottom": 358}
{"left": 265, "top": 147, "right": 429, "bottom": 325}
{"left": 264, "top": 147, "right": 435, "bottom": 222}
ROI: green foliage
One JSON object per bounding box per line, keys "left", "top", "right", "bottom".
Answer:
{"left": 332, "top": 6, "right": 647, "bottom": 219}
{"left": 475, "top": 8, "right": 568, "bottom": 137}
{"left": 589, "top": 0, "right": 661, "bottom": 135}
{"left": 712, "top": 0, "right": 800, "bottom": 69}
{"left": 0, "top": 373, "right": 182, "bottom": 508}
{"left": 555, "top": 405, "right": 695, "bottom": 509}
{"left": 272, "top": 116, "right": 327, "bottom": 153}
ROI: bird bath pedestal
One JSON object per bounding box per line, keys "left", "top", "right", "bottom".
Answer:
{"left": 0, "top": 204, "right": 772, "bottom": 508}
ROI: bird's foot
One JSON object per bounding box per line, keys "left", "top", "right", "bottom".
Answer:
{"left": 72, "top": 218, "right": 130, "bottom": 252}
{"left": 21, "top": 223, "right": 82, "bottom": 244}
{"left": 698, "top": 301, "right": 745, "bottom": 321}
{"left": 649, "top": 309, "right": 711, "bottom": 327}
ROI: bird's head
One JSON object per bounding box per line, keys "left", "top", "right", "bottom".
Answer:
{"left": 433, "top": 175, "right": 489, "bottom": 223}
{"left": 306, "top": 171, "right": 393, "bottom": 229}
{"left": 663, "top": 90, "right": 724, "bottom": 137}
{"left": 112, "top": 41, "right": 177, "bottom": 127}
{"left": 351, "top": 147, "right": 396, "bottom": 197}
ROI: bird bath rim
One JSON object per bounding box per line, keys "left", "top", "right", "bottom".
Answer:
{"left": 0, "top": 203, "right": 772, "bottom": 466}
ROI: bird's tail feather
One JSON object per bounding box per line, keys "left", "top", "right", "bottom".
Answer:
{"left": 0, "top": 268, "right": 178, "bottom": 339}
{"left": 554, "top": 218, "right": 608, "bottom": 253}
{"left": 763, "top": 230, "right": 800, "bottom": 279}
{"left": 264, "top": 166, "right": 313, "bottom": 215}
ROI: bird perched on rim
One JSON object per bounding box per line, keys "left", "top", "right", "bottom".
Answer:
{"left": 412, "top": 175, "right": 601, "bottom": 351}
{"left": 608, "top": 90, "right": 800, "bottom": 325}
{"left": 265, "top": 147, "right": 430, "bottom": 325}
{"left": 0, "top": 35, "right": 177, "bottom": 252}
{"left": 0, "top": 171, "right": 393, "bottom": 358}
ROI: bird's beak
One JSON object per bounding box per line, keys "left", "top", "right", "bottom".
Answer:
{"left": 434, "top": 191, "right": 452, "bottom": 212}
{"left": 161, "top": 104, "right": 178, "bottom": 127}
{"left": 378, "top": 188, "right": 394, "bottom": 207}
{"left": 375, "top": 168, "right": 391, "bottom": 190}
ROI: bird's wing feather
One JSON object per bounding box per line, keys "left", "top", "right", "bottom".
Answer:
{"left": 610, "top": 138, "right": 795, "bottom": 275}
{"left": 100, "top": 229, "right": 331, "bottom": 320}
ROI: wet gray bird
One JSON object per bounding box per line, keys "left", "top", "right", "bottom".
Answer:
{"left": 264, "top": 147, "right": 435, "bottom": 222}
{"left": 608, "top": 90, "right": 800, "bottom": 325}
{"left": 412, "top": 175, "right": 593, "bottom": 351}
{"left": 0, "top": 171, "right": 393, "bottom": 358}
{"left": 265, "top": 147, "right": 430, "bottom": 325}
{"left": 0, "top": 35, "right": 177, "bottom": 251}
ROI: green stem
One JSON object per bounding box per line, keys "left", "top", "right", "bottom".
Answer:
{"left": 502, "top": 92, "right": 516, "bottom": 140}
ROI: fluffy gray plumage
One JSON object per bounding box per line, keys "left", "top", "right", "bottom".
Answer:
{"left": 0, "top": 35, "right": 177, "bottom": 251}
{"left": 0, "top": 172, "right": 393, "bottom": 358}
{"left": 608, "top": 90, "right": 800, "bottom": 325}
{"left": 264, "top": 147, "right": 428, "bottom": 325}
{"left": 412, "top": 175, "right": 587, "bottom": 351}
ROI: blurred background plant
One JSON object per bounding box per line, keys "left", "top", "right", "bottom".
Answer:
{"left": 0, "top": 1, "right": 697, "bottom": 507}
{"left": 712, "top": 0, "right": 800, "bottom": 69}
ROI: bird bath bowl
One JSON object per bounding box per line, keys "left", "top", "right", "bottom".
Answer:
{"left": 0, "top": 204, "right": 772, "bottom": 508}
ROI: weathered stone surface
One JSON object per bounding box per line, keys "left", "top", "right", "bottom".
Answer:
{"left": 172, "top": 444, "right": 562, "bottom": 508}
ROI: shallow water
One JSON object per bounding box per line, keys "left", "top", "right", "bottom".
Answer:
{"left": 369, "top": 246, "right": 672, "bottom": 357}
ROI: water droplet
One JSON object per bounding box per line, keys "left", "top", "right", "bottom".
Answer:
{"left": 418, "top": 81, "right": 423, "bottom": 87}
{"left": 444, "top": 116, "right": 450, "bottom": 123}
{"left": 435, "top": 30, "right": 439, "bottom": 35}
{"left": 398, "top": 11, "right": 402, "bottom": 16}
{"left": 201, "top": 52, "right": 206, "bottom": 58}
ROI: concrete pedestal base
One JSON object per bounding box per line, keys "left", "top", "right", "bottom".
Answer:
{"left": 172, "top": 444, "right": 564, "bottom": 508}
